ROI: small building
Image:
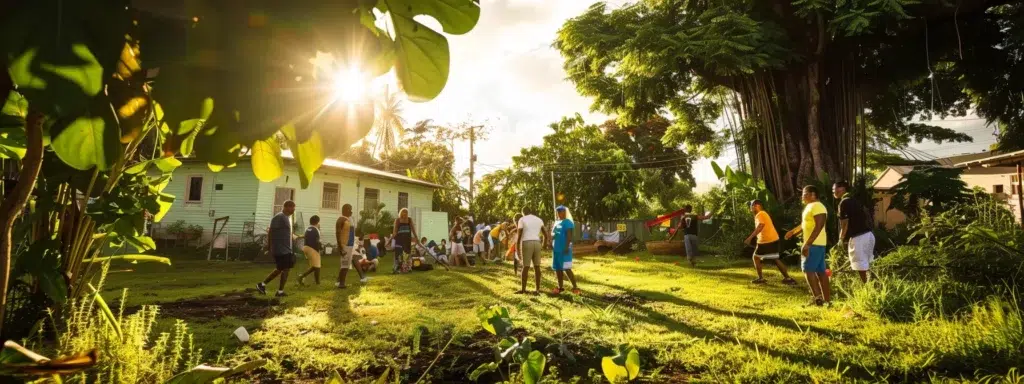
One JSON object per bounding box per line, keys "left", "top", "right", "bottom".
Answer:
{"left": 873, "top": 150, "right": 1024, "bottom": 229}
{"left": 156, "top": 153, "right": 449, "bottom": 246}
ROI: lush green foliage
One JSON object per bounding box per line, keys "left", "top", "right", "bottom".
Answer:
{"left": 888, "top": 167, "right": 971, "bottom": 218}
{"left": 357, "top": 203, "right": 396, "bottom": 237}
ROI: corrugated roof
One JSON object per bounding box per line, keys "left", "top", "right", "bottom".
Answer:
{"left": 179, "top": 152, "right": 443, "bottom": 189}
{"left": 281, "top": 151, "right": 443, "bottom": 189}
{"left": 956, "top": 149, "right": 1024, "bottom": 168}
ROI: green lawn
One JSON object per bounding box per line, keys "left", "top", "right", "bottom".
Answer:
{"left": 100, "top": 250, "right": 1014, "bottom": 383}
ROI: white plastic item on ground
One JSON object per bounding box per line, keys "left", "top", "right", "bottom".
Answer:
{"left": 234, "top": 326, "right": 250, "bottom": 342}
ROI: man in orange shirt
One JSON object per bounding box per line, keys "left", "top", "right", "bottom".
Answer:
{"left": 744, "top": 200, "right": 796, "bottom": 285}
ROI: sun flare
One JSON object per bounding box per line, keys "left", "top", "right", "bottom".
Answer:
{"left": 333, "top": 66, "right": 368, "bottom": 103}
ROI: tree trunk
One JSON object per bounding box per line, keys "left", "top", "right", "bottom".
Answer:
{"left": 805, "top": 60, "right": 828, "bottom": 180}
{"left": 0, "top": 111, "right": 45, "bottom": 336}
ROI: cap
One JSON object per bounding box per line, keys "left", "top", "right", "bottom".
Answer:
{"left": 749, "top": 199, "right": 763, "bottom": 208}
{"left": 555, "top": 205, "right": 567, "bottom": 212}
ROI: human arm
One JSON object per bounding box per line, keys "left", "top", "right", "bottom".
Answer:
{"left": 746, "top": 223, "right": 764, "bottom": 245}
{"left": 563, "top": 222, "right": 573, "bottom": 253}
{"left": 392, "top": 219, "right": 399, "bottom": 239}
{"left": 784, "top": 226, "right": 802, "bottom": 240}
{"left": 838, "top": 199, "right": 850, "bottom": 243}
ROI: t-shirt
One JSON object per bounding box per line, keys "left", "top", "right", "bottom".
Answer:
{"left": 366, "top": 245, "right": 379, "bottom": 260}
{"left": 490, "top": 224, "right": 502, "bottom": 238}
{"left": 801, "top": 202, "right": 828, "bottom": 246}
{"left": 838, "top": 194, "right": 871, "bottom": 241}
{"left": 552, "top": 219, "right": 574, "bottom": 253}
{"left": 269, "top": 213, "right": 293, "bottom": 256}
{"left": 518, "top": 215, "right": 545, "bottom": 241}
{"left": 304, "top": 226, "right": 321, "bottom": 249}
{"left": 683, "top": 215, "right": 699, "bottom": 236}
{"left": 753, "top": 211, "right": 779, "bottom": 244}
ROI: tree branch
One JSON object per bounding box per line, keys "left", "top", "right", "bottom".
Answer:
{"left": 0, "top": 110, "right": 45, "bottom": 336}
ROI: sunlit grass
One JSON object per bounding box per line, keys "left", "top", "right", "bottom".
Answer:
{"left": 102, "top": 251, "right": 1023, "bottom": 382}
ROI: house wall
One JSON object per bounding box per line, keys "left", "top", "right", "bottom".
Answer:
{"left": 155, "top": 162, "right": 260, "bottom": 241}
{"left": 253, "top": 164, "right": 436, "bottom": 245}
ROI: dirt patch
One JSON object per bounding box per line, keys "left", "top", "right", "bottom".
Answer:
{"left": 128, "top": 291, "right": 279, "bottom": 320}
{"left": 598, "top": 291, "right": 648, "bottom": 308}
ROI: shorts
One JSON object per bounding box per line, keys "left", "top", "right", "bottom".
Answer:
{"left": 474, "top": 243, "right": 485, "bottom": 253}
{"left": 520, "top": 240, "right": 541, "bottom": 268}
{"left": 301, "top": 246, "right": 322, "bottom": 268}
{"left": 753, "top": 241, "right": 780, "bottom": 260}
{"left": 801, "top": 245, "right": 827, "bottom": 273}
{"left": 552, "top": 250, "right": 573, "bottom": 271}
{"left": 339, "top": 245, "right": 354, "bottom": 269}
{"left": 684, "top": 234, "right": 699, "bottom": 260}
{"left": 274, "top": 253, "right": 295, "bottom": 270}
{"left": 848, "top": 232, "right": 876, "bottom": 271}
{"left": 359, "top": 258, "right": 379, "bottom": 269}
{"left": 450, "top": 243, "right": 466, "bottom": 255}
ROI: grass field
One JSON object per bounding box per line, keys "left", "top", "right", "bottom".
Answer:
{"left": 100, "top": 249, "right": 1021, "bottom": 383}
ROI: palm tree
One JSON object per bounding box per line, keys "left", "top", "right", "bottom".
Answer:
{"left": 372, "top": 87, "right": 405, "bottom": 170}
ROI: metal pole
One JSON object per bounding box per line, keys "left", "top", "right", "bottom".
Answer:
{"left": 1017, "top": 163, "right": 1023, "bottom": 228}
{"left": 550, "top": 171, "right": 557, "bottom": 220}
{"left": 468, "top": 125, "right": 477, "bottom": 217}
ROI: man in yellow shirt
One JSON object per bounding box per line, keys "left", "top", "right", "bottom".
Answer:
{"left": 785, "top": 185, "right": 831, "bottom": 307}
{"left": 745, "top": 200, "right": 795, "bottom": 285}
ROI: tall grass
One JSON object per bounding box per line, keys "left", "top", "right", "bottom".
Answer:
{"left": 45, "top": 263, "right": 204, "bottom": 383}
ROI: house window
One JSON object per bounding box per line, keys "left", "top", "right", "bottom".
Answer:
{"left": 185, "top": 176, "right": 203, "bottom": 203}
{"left": 322, "top": 182, "right": 340, "bottom": 209}
{"left": 363, "top": 188, "right": 379, "bottom": 212}
{"left": 272, "top": 187, "right": 295, "bottom": 214}
{"left": 994, "top": 185, "right": 1005, "bottom": 194}
{"left": 398, "top": 192, "right": 409, "bottom": 210}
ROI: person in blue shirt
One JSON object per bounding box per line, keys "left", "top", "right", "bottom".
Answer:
{"left": 359, "top": 238, "right": 380, "bottom": 272}
{"left": 551, "top": 205, "right": 580, "bottom": 295}
{"left": 297, "top": 215, "right": 323, "bottom": 285}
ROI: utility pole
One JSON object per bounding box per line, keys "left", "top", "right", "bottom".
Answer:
{"left": 468, "top": 125, "right": 481, "bottom": 217}
{"left": 550, "top": 171, "right": 557, "bottom": 221}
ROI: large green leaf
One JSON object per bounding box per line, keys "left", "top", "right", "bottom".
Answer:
{"left": 382, "top": 0, "right": 482, "bottom": 35}
{"left": 280, "top": 124, "right": 323, "bottom": 189}
{"left": 87, "top": 284, "right": 122, "bottom": 339}
{"left": 521, "top": 350, "right": 546, "bottom": 384}
{"left": 388, "top": 14, "right": 451, "bottom": 101}
{"left": 468, "top": 362, "right": 498, "bottom": 382}
{"left": 152, "top": 192, "right": 175, "bottom": 222}
{"left": 601, "top": 356, "right": 628, "bottom": 384}
{"left": 252, "top": 137, "right": 284, "bottom": 182}
{"left": 475, "top": 305, "right": 512, "bottom": 337}
{"left": 625, "top": 348, "right": 641, "bottom": 380}
{"left": 49, "top": 96, "right": 121, "bottom": 170}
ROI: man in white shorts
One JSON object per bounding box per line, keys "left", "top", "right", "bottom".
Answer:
{"left": 834, "top": 181, "right": 876, "bottom": 283}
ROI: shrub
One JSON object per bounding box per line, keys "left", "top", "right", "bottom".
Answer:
{"left": 842, "top": 275, "right": 987, "bottom": 322}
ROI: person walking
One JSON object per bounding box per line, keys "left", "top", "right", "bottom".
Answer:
{"left": 744, "top": 200, "right": 796, "bottom": 285}
{"left": 257, "top": 201, "right": 297, "bottom": 297}
{"left": 834, "top": 181, "right": 876, "bottom": 283}
{"left": 336, "top": 204, "right": 368, "bottom": 288}
{"left": 392, "top": 208, "right": 420, "bottom": 273}
{"left": 517, "top": 207, "right": 547, "bottom": 294}
{"left": 668, "top": 205, "right": 712, "bottom": 266}
{"left": 785, "top": 185, "right": 832, "bottom": 307}
{"left": 297, "top": 215, "right": 323, "bottom": 285}
{"left": 551, "top": 206, "right": 580, "bottom": 295}
{"left": 449, "top": 217, "right": 469, "bottom": 266}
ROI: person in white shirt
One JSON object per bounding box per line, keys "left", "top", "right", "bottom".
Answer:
{"left": 516, "top": 207, "right": 549, "bottom": 294}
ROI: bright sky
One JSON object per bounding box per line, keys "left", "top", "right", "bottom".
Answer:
{"left": 385, "top": 0, "right": 999, "bottom": 191}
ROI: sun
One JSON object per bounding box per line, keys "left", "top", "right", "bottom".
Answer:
{"left": 333, "top": 66, "right": 368, "bottom": 103}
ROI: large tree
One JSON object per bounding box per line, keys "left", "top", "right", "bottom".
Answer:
{"left": 474, "top": 115, "right": 641, "bottom": 223}
{"left": 601, "top": 116, "right": 696, "bottom": 211}
{"left": 556, "top": 1, "right": 1022, "bottom": 199}
{"left": 383, "top": 123, "right": 468, "bottom": 216}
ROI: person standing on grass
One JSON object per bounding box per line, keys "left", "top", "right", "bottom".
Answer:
{"left": 336, "top": 204, "right": 368, "bottom": 288}
{"left": 668, "top": 205, "right": 713, "bottom": 267}
{"left": 551, "top": 206, "right": 581, "bottom": 295}
{"left": 392, "top": 208, "right": 420, "bottom": 274}
{"left": 257, "top": 200, "right": 296, "bottom": 297}
{"left": 297, "top": 215, "right": 323, "bottom": 286}
{"left": 517, "top": 207, "right": 547, "bottom": 294}
{"left": 744, "top": 200, "right": 796, "bottom": 285}
{"left": 785, "top": 185, "right": 831, "bottom": 307}
{"left": 449, "top": 217, "right": 469, "bottom": 266}
{"left": 507, "top": 214, "right": 523, "bottom": 271}
{"left": 834, "top": 181, "right": 876, "bottom": 283}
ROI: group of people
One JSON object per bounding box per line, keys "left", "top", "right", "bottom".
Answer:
{"left": 252, "top": 198, "right": 584, "bottom": 297}
{"left": 255, "top": 201, "right": 426, "bottom": 297}
{"left": 743, "top": 181, "right": 875, "bottom": 306}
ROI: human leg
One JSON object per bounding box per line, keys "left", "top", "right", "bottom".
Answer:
{"left": 752, "top": 254, "right": 764, "bottom": 280}
{"left": 565, "top": 269, "right": 579, "bottom": 290}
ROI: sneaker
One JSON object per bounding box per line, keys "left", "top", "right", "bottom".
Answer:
{"left": 275, "top": 291, "right": 287, "bottom": 297}
{"left": 359, "top": 277, "right": 369, "bottom": 284}
{"left": 551, "top": 288, "right": 562, "bottom": 295}
{"left": 256, "top": 282, "right": 267, "bottom": 295}
{"left": 298, "top": 277, "right": 306, "bottom": 286}
{"left": 335, "top": 282, "right": 347, "bottom": 289}
{"left": 805, "top": 297, "right": 824, "bottom": 307}
{"left": 751, "top": 278, "right": 767, "bottom": 284}
{"left": 571, "top": 288, "right": 582, "bottom": 295}
{"left": 781, "top": 278, "right": 797, "bottom": 286}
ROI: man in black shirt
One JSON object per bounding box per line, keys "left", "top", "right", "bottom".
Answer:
{"left": 833, "top": 181, "right": 876, "bottom": 283}
{"left": 668, "top": 205, "right": 713, "bottom": 267}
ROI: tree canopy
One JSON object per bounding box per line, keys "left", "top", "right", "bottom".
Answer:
{"left": 556, "top": 0, "right": 1022, "bottom": 199}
